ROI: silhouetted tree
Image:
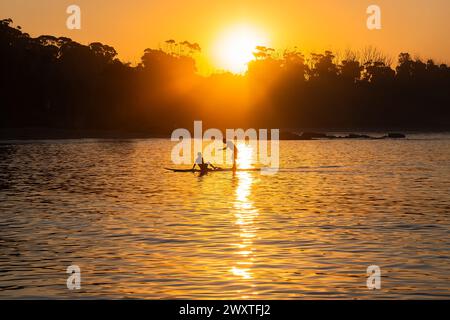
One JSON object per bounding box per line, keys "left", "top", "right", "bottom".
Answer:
{"left": 0, "top": 19, "right": 449, "bottom": 135}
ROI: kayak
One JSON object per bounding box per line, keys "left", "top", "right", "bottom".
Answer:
{"left": 165, "top": 167, "right": 262, "bottom": 173}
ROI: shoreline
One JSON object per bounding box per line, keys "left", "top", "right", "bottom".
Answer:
{"left": 0, "top": 127, "right": 449, "bottom": 141}
{"left": 0, "top": 128, "right": 170, "bottom": 141}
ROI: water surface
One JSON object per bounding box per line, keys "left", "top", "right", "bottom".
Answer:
{"left": 1, "top": 134, "right": 450, "bottom": 299}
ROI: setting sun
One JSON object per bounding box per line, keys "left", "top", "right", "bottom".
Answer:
{"left": 212, "top": 25, "right": 269, "bottom": 74}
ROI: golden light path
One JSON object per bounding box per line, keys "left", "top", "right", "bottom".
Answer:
{"left": 236, "top": 143, "right": 254, "bottom": 169}
{"left": 230, "top": 143, "right": 258, "bottom": 298}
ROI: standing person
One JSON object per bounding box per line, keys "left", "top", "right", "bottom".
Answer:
{"left": 222, "top": 138, "right": 238, "bottom": 171}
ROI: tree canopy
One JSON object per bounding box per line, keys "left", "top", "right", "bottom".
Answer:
{"left": 1, "top": 19, "right": 449, "bottom": 135}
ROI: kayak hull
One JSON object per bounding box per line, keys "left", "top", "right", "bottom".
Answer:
{"left": 165, "top": 167, "right": 261, "bottom": 173}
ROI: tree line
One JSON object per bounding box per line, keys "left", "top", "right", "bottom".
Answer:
{"left": 1, "top": 19, "right": 449, "bottom": 135}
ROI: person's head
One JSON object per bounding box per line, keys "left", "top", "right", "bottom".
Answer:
{"left": 222, "top": 138, "right": 226, "bottom": 144}
{"left": 197, "top": 152, "right": 202, "bottom": 157}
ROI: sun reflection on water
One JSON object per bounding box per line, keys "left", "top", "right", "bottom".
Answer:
{"left": 236, "top": 142, "right": 255, "bottom": 169}
{"left": 230, "top": 171, "right": 258, "bottom": 284}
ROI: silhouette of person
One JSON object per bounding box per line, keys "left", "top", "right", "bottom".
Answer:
{"left": 222, "top": 138, "right": 238, "bottom": 171}
{"left": 192, "top": 152, "right": 217, "bottom": 173}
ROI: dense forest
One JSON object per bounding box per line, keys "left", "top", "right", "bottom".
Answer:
{"left": 1, "top": 19, "right": 449, "bottom": 137}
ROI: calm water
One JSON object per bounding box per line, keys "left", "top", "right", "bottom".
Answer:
{"left": 1, "top": 134, "right": 450, "bottom": 299}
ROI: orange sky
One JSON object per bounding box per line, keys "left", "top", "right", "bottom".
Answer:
{"left": 1, "top": 0, "right": 449, "bottom": 74}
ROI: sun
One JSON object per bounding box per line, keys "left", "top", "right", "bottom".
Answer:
{"left": 212, "top": 25, "right": 269, "bottom": 74}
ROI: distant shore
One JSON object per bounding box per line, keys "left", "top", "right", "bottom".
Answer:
{"left": 1, "top": 127, "right": 450, "bottom": 141}
{"left": 0, "top": 128, "right": 169, "bottom": 141}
